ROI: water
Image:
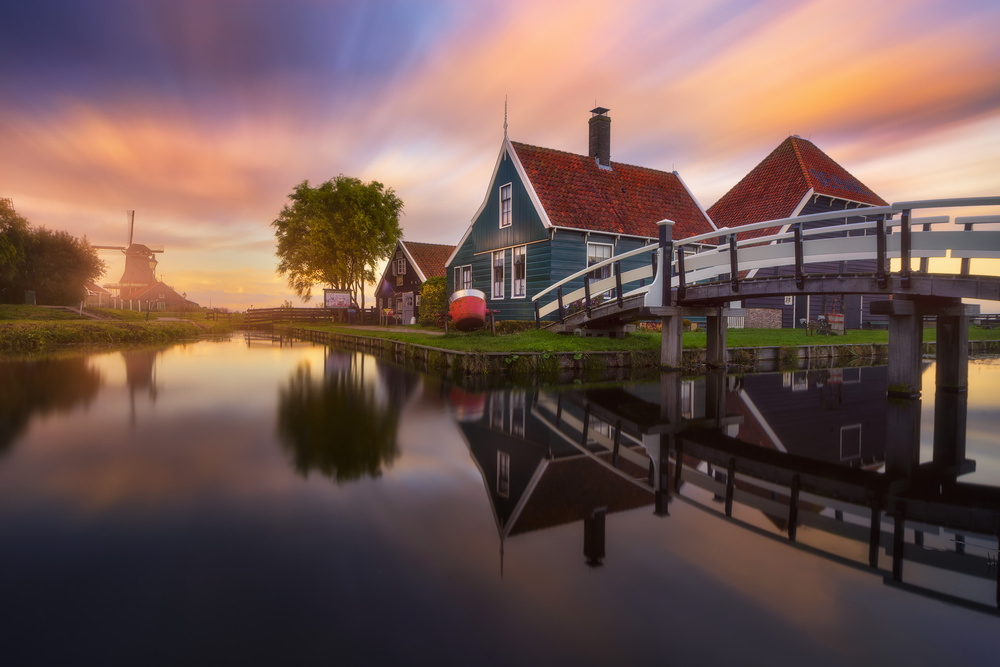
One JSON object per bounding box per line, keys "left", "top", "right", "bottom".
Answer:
{"left": 1, "top": 337, "right": 998, "bottom": 666}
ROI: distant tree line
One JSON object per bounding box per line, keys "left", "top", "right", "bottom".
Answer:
{"left": 0, "top": 199, "right": 105, "bottom": 305}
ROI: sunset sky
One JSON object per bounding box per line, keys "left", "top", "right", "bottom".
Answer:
{"left": 2, "top": 0, "right": 999, "bottom": 310}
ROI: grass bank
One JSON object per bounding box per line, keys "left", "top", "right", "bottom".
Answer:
{"left": 0, "top": 304, "right": 235, "bottom": 353}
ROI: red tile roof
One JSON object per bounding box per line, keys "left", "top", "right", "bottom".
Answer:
{"left": 402, "top": 241, "right": 455, "bottom": 280}
{"left": 511, "top": 141, "right": 715, "bottom": 240}
{"left": 708, "top": 136, "right": 887, "bottom": 237}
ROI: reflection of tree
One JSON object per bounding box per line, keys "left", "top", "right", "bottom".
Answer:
{"left": 0, "top": 356, "right": 103, "bottom": 455}
{"left": 277, "top": 363, "right": 399, "bottom": 483}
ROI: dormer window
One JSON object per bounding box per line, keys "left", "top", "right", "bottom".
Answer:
{"left": 499, "top": 183, "right": 512, "bottom": 228}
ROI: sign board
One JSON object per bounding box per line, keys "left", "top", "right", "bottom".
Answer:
{"left": 323, "top": 289, "right": 352, "bottom": 309}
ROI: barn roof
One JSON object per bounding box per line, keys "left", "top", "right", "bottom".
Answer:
{"left": 510, "top": 141, "right": 715, "bottom": 240}
{"left": 708, "top": 136, "right": 887, "bottom": 237}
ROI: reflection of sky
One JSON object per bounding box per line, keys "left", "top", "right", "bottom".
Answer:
{"left": 1, "top": 341, "right": 999, "bottom": 663}
{"left": 2, "top": 0, "right": 999, "bottom": 309}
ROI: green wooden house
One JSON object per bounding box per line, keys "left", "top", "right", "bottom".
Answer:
{"left": 445, "top": 108, "right": 716, "bottom": 321}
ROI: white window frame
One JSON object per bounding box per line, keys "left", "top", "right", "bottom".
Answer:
{"left": 454, "top": 264, "right": 472, "bottom": 291}
{"left": 512, "top": 245, "right": 526, "bottom": 298}
{"left": 587, "top": 242, "right": 614, "bottom": 296}
{"left": 492, "top": 250, "right": 505, "bottom": 300}
{"left": 499, "top": 183, "right": 512, "bottom": 228}
{"left": 396, "top": 257, "right": 406, "bottom": 276}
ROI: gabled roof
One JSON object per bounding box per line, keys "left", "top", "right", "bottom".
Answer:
{"left": 401, "top": 241, "right": 455, "bottom": 282}
{"left": 708, "top": 136, "right": 887, "bottom": 235}
{"left": 510, "top": 141, "right": 716, "bottom": 240}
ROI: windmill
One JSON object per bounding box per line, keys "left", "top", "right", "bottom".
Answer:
{"left": 94, "top": 210, "right": 165, "bottom": 301}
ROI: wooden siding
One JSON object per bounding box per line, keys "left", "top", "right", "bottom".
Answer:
{"left": 470, "top": 148, "right": 549, "bottom": 253}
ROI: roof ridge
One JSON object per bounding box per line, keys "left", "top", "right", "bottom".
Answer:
{"left": 510, "top": 139, "right": 678, "bottom": 178}
{"left": 788, "top": 135, "right": 812, "bottom": 186}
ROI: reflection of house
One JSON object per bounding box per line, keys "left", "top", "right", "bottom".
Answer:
{"left": 375, "top": 240, "right": 455, "bottom": 324}
{"left": 708, "top": 137, "right": 888, "bottom": 328}
{"left": 445, "top": 108, "right": 716, "bottom": 321}
{"left": 730, "top": 367, "right": 891, "bottom": 467}
{"left": 454, "top": 387, "right": 653, "bottom": 565}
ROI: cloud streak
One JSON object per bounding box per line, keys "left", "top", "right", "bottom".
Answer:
{"left": 2, "top": 0, "right": 998, "bottom": 308}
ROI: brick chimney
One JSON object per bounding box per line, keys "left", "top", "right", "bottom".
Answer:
{"left": 588, "top": 107, "right": 611, "bottom": 167}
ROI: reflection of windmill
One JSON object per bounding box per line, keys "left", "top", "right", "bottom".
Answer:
{"left": 94, "top": 210, "right": 165, "bottom": 301}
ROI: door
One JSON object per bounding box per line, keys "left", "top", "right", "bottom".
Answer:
{"left": 793, "top": 295, "right": 810, "bottom": 327}
{"left": 402, "top": 292, "right": 415, "bottom": 324}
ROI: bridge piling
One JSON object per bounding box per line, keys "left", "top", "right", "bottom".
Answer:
{"left": 706, "top": 308, "right": 728, "bottom": 367}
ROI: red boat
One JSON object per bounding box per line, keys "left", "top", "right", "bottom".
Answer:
{"left": 449, "top": 288, "right": 488, "bottom": 331}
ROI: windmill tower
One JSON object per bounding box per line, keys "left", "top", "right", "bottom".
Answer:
{"left": 94, "top": 211, "right": 165, "bottom": 301}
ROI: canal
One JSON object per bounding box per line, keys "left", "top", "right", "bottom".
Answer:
{"left": 0, "top": 336, "right": 997, "bottom": 665}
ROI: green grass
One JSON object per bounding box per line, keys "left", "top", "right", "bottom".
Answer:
{"left": 298, "top": 322, "right": 1000, "bottom": 354}
{"left": 0, "top": 304, "right": 88, "bottom": 320}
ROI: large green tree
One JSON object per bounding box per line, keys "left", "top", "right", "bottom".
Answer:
{"left": 0, "top": 201, "right": 105, "bottom": 305}
{"left": 0, "top": 199, "right": 29, "bottom": 291}
{"left": 272, "top": 176, "right": 403, "bottom": 309}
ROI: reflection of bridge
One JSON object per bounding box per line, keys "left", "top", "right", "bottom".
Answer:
{"left": 533, "top": 196, "right": 1000, "bottom": 397}
{"left": 453, "top": 367, "right": 999, "bottom": 614}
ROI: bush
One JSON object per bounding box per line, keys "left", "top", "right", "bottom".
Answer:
{"left": 419, "top": 276, "right": 447, "bottom": 327}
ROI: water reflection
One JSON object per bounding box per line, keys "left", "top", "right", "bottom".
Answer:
{"left": 0, "top": 356, "right": 103, "bottom": 454}
{"left": 276, "top": 351, "right": 401, "bottom": 483}
{"left": 452, "top": 367, "right": 999, "bottom": 614}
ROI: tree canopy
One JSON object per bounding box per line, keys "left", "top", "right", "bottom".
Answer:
{"left": 272, "top": 176, "right": 403, "bottom": 308}
{"left": 0, "top": 200, "right": 105, "bottom": 305}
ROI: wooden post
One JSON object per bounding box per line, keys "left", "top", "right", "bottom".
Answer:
{"left": 892, "top": 512, "right": 905, "bottom": 582}
{"left": 900, "top": 208, "right": 912, "bottom": 288}
{"left": 725, "top": 457, "right": 736, "bottom": 517}
{"left": 676, "top": 247, "right": 686, "bottom": 300}
{"left": 876, "top": 216, "right": 887, "bottom": 289}
{"left": 557, "top": 287, "right": 566, "bottom": 322}
{"left": 706, "top": 308, "right": 728, "bottom": 368}
{"left": 961, "top": 221, "right": 973, "bottom": 275}
{"left": 614, "top": 261, "right": 623, "bottom": 308}
{"left": 729, "top": 234, "right": 739, "bottom": 292}
{"left": 788, "top": 474, "right": 800, "bottom": 541}
{"left": 584, "top": 275, "right": 592, "bottom": 317}
{"left": 793, "top": 223, "right": 804, "bottom": 290}
{"left": 658, "top": 220, "right": 674, "bottom": 307}
{"left": 534, "top": 300, "right": 540, "bottom": 329}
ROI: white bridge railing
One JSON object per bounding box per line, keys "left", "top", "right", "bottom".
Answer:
{"left": 532, "top": 196, "right": 1000, "bottom": 325}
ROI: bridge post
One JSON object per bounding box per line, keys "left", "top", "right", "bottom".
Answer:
{"left": 706, "top": 307, "right": 728, "bottom": 367}
{"left": 900, "top": 208, "right": 912, "bottom": 288}
{"left": 872, "top": 298, "right": 924, "bottom": 398}
{"left": 793, "top": 224, "right": 804, "bottom": 290}
{"left": 876, "top": 216, "right": 888, "bottom": 289}
{"left": 658, "top": 220, "right": 674, "bottom": 307}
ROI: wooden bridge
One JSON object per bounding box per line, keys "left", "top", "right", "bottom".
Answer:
{"left": 532, "top": 196, "right": 1000, "bottom": 396}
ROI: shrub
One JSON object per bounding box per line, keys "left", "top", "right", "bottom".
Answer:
{"left": 419, "top": 276, "right": 447, "bottom": 327}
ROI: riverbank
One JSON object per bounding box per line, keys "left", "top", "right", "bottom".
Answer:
{"left": 284, "top": 324, "right": 1000, "bottom": 378}
{"left": 0, "top": 304, "right": 237, "bottom": 353}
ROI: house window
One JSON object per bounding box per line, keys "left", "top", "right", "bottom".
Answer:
{"left": 499, "top": 183, "right": 512, "bottom": 228}
{"left": 492, "top": 250, "right": 505, "bottom": 299}
{"left": 454, "top": 264, "right": 472, "bottom": 291}
{"left": 396, "top": 257, "right": 406, "bottom": 276}
{"left": 512, "top": 245, "right": 526, "bottom": 298}
{"left": 587, "top": 242, "right": 613, "bottom": 295}
{"left": 497, "top": 451, "right": 510, "bottom": 498}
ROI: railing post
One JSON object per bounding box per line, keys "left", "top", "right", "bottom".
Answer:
{"left": 793, "top": 223, "right": 804, "bottom": 290}
{"left": 658, "top": 220, "right": 674, "bottom": 307}
{"left": 919, "top": 221, "right": 932, "bottom": 273}
{"left": 961, "top": 221, "right": 973, "bottom": 275}
{"left": 584, "top": 275, "right": 592, "bottom": 317}
{"left": 876, "top": 216, "right": 887, "bottom": 289}
{"left": 614, "top": 261, "right": 623, "bottom": 308}
{"left": 534, "top": 300, "right": 540, "bottom": 329}
{"left": 900, "top": 208, "right": 912, "bottom": 288}
{"left": 676, "top": 247, "right": 686, "bottom": 300}
{"left": 729, "top": 234, "right": 740, "bottom": 293}
{"left": 557, "top": 287, "right": 566, "bottom": 322}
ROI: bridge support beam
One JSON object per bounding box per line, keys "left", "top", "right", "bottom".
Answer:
{"left": 705, "top": 307, "right": 728, "bottom": 368}
{"left": 650, "top": 307, "right": 684, "bottom": 368}
{"left": 872, "top": 298, "right": 925, "bottom": 398}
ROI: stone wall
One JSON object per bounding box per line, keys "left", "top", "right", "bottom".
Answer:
{"left": 746, "top": 308, "right": 782, "bottom": 329}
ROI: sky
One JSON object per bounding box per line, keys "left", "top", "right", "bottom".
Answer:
{"left": 2, "top": 0, "right": 999, "bottom": 311}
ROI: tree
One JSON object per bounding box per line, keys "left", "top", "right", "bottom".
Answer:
{"left": 0, "top": 199, "right": 29, "bottom": 292}
{"left": 272, "top": 176, "right": 403, "bottom": 310}
{"left": 0, "top": 201, "right": 105, "bottom": 305}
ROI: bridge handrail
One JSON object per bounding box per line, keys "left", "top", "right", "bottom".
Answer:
{"left": 532, "top": 240, "right": 658, "bottom": 302}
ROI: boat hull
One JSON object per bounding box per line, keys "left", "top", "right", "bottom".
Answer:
{"left": 449, "top": 289, "right": 487, "bottom": 331}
